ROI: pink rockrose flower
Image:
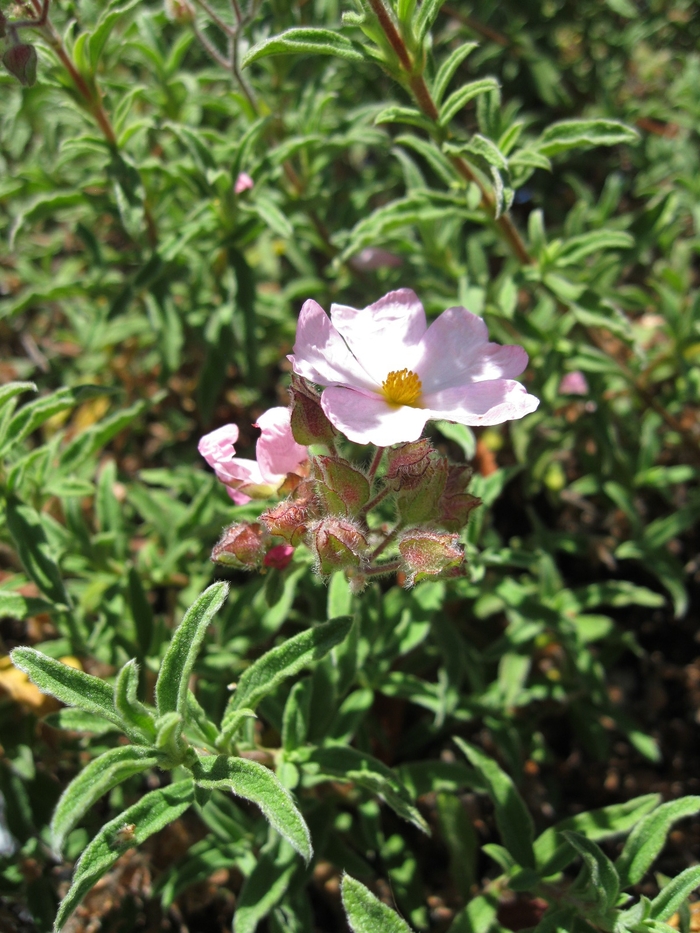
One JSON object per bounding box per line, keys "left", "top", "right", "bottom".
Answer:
{"left": 234, "top": 172, "right": 254, "bottom": 195}
{"left": 198, "top": 407, "right": 307, "bottom": 504}
{"left": 558, "top": 371, "right": 589, "bottom": 396}
{"left": 289, "top": 289, "right": 539, "bottom": 446}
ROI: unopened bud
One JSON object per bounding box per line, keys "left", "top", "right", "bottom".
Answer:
{"left": 234, "top": 172, "right": 254, "bottom": 195}
{"left": 396, "top": 457, "right": 448, "bottom": 524}
{"left": 263, "top": 544, "right": 295, "bottom": 571}
{"left": 289, "top": 375, "right": 338, "bottom": 446}
{"left": 260, "top": 482, "right": 316, "bottom": 546}
{"left": 437, "top": 464, "right": 480, "bottom": 532}
{"left": 398, "top": 529, "right": 464, "bottom": 585}
{"left": 311, "top": 518, "right": 368, "bottom": 575}
{"left": 3, "top": 43, "right": 37, "bottom": 87}
{"left": 311, "top": 455, "right": 370, "bottom": 516}
{"left": 211, "top": 522, "right": 269, "bottom": 569}
{"left": 385, "top": 439, "right": 434, "bottom": 482}
{"left": 164, "top": 0, "right": 195, "bottom": 23}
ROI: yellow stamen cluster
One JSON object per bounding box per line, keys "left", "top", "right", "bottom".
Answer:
{"left": 381, "top": 368, "right": 423, "bottom": 408}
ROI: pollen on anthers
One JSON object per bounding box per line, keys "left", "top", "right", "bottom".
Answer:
{"left": 381, "top": 368, "right": 423, "bottom": 408}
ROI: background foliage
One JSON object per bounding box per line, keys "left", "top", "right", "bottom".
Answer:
{"left": 0, "top": 0, "right": 699, "bottom": 930}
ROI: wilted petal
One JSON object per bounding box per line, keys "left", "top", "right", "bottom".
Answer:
{"left": 321, "top": 386, "right": 429, "bottom": 446}
{"left": 198, "top": 424, "right": 239, "bottom": 470}
{"left": 417, "top": 306, "right": 528, "bottom": 393}
{"left": 290, "top": 299, "right": 375, "bottom": 390}
{"left": 255, "top": 407, "right": 308, "bottom": 482}
{"left": 424, "top": 380, "right": 540, "bottom": 426}
{"left": 330, "top": 288, "right": 427, "bottom": 383}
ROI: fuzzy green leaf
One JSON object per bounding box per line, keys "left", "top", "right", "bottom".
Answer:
{"left": 114, "top": 660, "right": 157, "bottom": 742}
{"left": 649, "top": 865, "right": 700, "bottom": 921}
{"left": 243, "top": 29, "right": 364, "bottom": 67}
{"left": 10, "top": 647, "right": 122, "bottom": 726}
{"left": 414, "top": 0, "right": 447, "bottom": 42}
{"left": 224, "top": 615, "right": 352, "bottom": 717}
{"left": 453, "top": 739, "right": 535, "bottom": 868}
{"left": 616, "top": 796, "right": 700, "bottom": 888}
{"left": 233, "top": 842, "right": 298, "bottom": 933}
{"left": 155, "top": 582, "right": 229, "bottom": 717}
{"left": 341, "top": 874, "right": 413, "bottom": 933}
{"left": 191, "top": 754, "right": 312, "bottom": 863}
{"left": 432, "top": 42, "right": 478, "bottom": 105}
{"left": 439, "top": 78, "right": 499, "bottom": 125}
{"left": 55, "top": 780, "right": 194, "bottom": 930}
{"left": 51, "top": 745, "right": 158, "bottom": 856}
{"left": 562, "top": 831, "right": 619, "bottom": 911}
{"left": 5, "top": 498, "right": 71, "bottom": 608}
{"left": 535, "top": 119, "right": 639, "bottom": 156}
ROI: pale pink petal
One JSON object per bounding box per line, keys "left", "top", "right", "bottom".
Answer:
{"left": 234, "top": 171, "right": 254, "bottom": 194}
{"left": 320, "top": 386, "right": 429, "bottom": 446}
{"left": 559, "top": 371, "right": 589, "bottom": 395}
{"left": 289, "top": 299, "right": 376, "bottom": 391}
{"left": 254, "top": 407, "right": 308, "bottom": 482}
{"left": 329, "top": 288, "right": 427, "bottom": 384}
{"left": 215, "top": 456, "right": 264, "bottom": 487}
{"left": 228, "top": 487, "right": 251, "bottom": 505}
{"left": 198, "top": 424, "right": 239, "bottom": 470}
{"left": 416, "top": 306, "right": 528, "bottom": 393}
{"left": 424, "top": 380, "right": 540, "bottom": 426}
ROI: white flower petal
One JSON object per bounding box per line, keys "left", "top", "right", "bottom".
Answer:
{"left": 424, "top": 380, "right": 540, "bottom": 425}
{"left": 320, "top": 386, "right": 429, "bottom": 446}
{"left": 289, "top": 299, "right": 375, "bottom": 390}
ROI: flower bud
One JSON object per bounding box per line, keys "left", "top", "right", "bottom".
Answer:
{"left": 234, "top": 171, "right": 254, "bottom": 195}
{"left": 260, "top": 482, "right": 316, "bottom": 546}
{"left": 311, "top": 455, "right": 370, "bottom": 516}
{"left": 437, "top": 465, "right": 480, "bottom": 532}
{"left": 263, "top": 544, "right": 295, "bottom": 571}
{"left": 3, "top": 43, "right": 37, "bottom": 87}
{"left": 164, "top": 0, "right": 195, "bottom": 23}
{"left": 211, "top": 522, "right": 269, "bottom": 569}
{"left": 396, "top": 457, "right": 448, "bottom": 524}
{"left": 385, "top": 439, "right": 435, "bottom": 482}
{"left": 310, "top": 518, "right": 368, "bottom": 575}
{"left": 289, "top": 375, "right": 338, "bottom": 446}
{"left": 398, "top": 529, "right": 465, "bottom": 585}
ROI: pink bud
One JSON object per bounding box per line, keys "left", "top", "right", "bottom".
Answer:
{"left": 3, "top": 43, "right": 37, "bottom": 87}
{"left": 211, "top": 522, "right": 269, "bottom": 569}
{"left": 312, "top": 455, "right": 370, "bottom": 516}
{"left": 398, "top": 529, "right": 464, "bottom": 585}
{"left": 349, "top": 248, "right": 403, "bottom": 272}
{"left": 260, "top": 482, "right": 317, "bottom": 546}
{"left": 311, "top": 518, "right": 368, "bottom": 575}
{"left": 263, "top": 544, "right": 295, "bottom": 570}
{"left": 234, "top": 172, "right": 254, "bottom": 195}
{"left": 559, "top": 371, "right": 589, "bottom": 396}
{"left": 289, "top": 375, "right": 338, "bottom": 446}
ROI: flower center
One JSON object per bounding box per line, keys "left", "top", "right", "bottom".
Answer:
{"left": 381, "top": 368, "right": 423, "bottom": 407}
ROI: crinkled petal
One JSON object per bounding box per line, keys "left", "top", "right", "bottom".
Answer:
{"left": 198, "top": 424, "right": 239, "bottom": 469}
{"left": 255, "top": 407, "right": 308, "bottom": 481}
{"left": 289, "top": 299, "right": 375, "bottom": 391}
{"left": 320, "top": 386, "right": 429, "bottom": 446}
{"left": 212, "top": 456, "right": 264, "bottom": 488}
{"left": 416, "top": 306, "right": 528, "bottom": 393}
{"left": 423, "top": 380, "right": 540, "bottom": 426}
{"left": 330, "top": 288, "right": 427, "bottom": 384}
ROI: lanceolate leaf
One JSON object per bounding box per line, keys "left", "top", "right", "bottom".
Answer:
{"left": 534, "top": 794, "right": 660, "bottom": 876}
{"left": 562, "top": 831, "right": 619, "bottom": 912}
{"left": 454, "top": 738, "right": 535, "bottom": 869}
{"left": 114, "top": 660, "right": 157, "bottom": 742}
{"left": 5, "top": 497, "right": 71, "bottom": 608}
{"left": 616, "top": 796, "right": 700, "bottom": 887}
{"left": 439, "top": 78, "right": 500, "bottom": 125}
{"left": 191, "top": 754, "right": 312, "bottom": 863}
{"left": 294, "top": 744, "right": 428, "bottom": 833}
{"left": 432, "top": 42, "right": 478, "bottom": 105}
{"left": 648, "top": 865, "right": 700, "bottom": 921}
{"left": 224, "top": 615, "right": 352, "bottom": 718}
{"left": 55, "top": 780, "right": 195, "bottom": 930}
{"left": 535, "top": 118, "right": 639, "bottom": 156}
{"left": 155, "top": 582, "right": 229, "bottom": 717}
{"left": 51, "top": 746, "right": 158, "bottom": 856}
{"left": 233, "top": 841, "right": 298, "bottom": 933}
{"left": 341, "top": 875, "right": 413, "bottom": 933}
{"left": 243, "top": 29, "right": 364, "bottom": 68}
{"left": 10, "top": 647, "right": 122, "bottom": 726}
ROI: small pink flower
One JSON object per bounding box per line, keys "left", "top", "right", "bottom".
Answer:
{"left": 559, "top": 371, "right": 589, "bottom": 396}
{"left": 263, "top": 544, "right": 295, "bottom": 570}
{"left": 289, "top": 289, "right": 539, "bottom": 446}
{"left": 198, "top": 407, "right": 307, "bottom": 504}
{"left": 234, "top": 172, "right": 254, "bottom": 195}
